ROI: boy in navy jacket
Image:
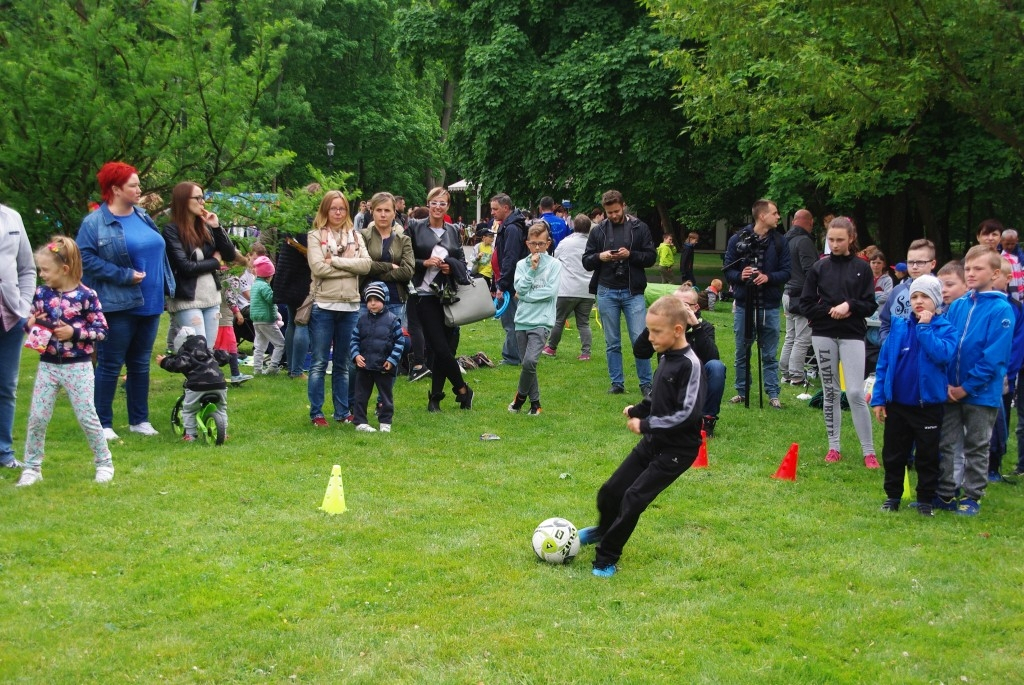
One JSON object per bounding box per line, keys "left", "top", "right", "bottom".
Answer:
{"left": 870, "top": 275, "right": 955, "bottom": 515}
{"left": 935, "top": 246, "right": 1015, "bottom": 516}
{"left": 350, "top": 282, "right": 405, "bottom": 433}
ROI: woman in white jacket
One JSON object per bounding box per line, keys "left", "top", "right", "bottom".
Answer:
{"left": 543, "top": 214, "right": 596, "bottom": 361}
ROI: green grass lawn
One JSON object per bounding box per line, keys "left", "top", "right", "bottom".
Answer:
{"left": 2, "top": 300, "right": 1023, "bottom": 684}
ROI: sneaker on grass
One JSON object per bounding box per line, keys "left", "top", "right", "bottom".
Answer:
{"left": 578, "top": 526, "right": 602, "bottom": 546}
{"left": 129, "top": 422, "right": 159, "bottom": 436}
{"left": 864, "top": 454, "right": 880, "bottom": 469}
{"left": 825, "top": 449, "right": 842, "bottom": 463}
{"left": 95, "top": 465, "right": 114, "bottom": 483}
{"left": 355, "top": 424, "right": 377, "bottom": 433}
{"left": 880, "top": 498, "right": 900, "bottom": 512}
{"left": 956, "top": 498, "right": 980, "bottom": 516}
{"left": 102, "top": 428, "right": 120, "bottom": 441}
{"left": 379, "top": 424, "right": 391, "bottom": 433}
{"left": 16, "top": 468, "right": 42, "bottom": 487}
{"left": 592, "top": 564, "right": 617, "bottom": 578}
{"left": 932, "top": 495, "right": 958, "bottom": 511}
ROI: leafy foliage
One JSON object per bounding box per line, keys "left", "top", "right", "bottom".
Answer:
{"left": 0, "top": 0, "right": 295, "bottom": 242}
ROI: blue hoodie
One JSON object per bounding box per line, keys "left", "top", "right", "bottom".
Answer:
{"left": 871, "top": 313, "right": 955, "bottom": 407}
{"left": 945, "top": 290, "right": 1014, "bottom": 407}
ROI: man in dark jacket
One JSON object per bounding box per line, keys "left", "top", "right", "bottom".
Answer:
{"left": 272, "top": 231, "right": 312, "bottom": 378}
{"left": 723, "top": 199, "right": 791, "bottom": 408}
{"left": 779, "top": 209, "right": 817, "bottom": 385}
{"left": 582, "top": 189, "right": 657, "bottom": 396}
{"left": 490, "top": 193, "right": 529, "bottom": 365}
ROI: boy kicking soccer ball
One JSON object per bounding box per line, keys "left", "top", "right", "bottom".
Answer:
{"left": 578, "top": 295, "right": 706, "bottom": 577}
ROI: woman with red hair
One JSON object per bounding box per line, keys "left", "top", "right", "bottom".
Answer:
{"left": 78, "top": 162, "right": 175, "bottom": 441}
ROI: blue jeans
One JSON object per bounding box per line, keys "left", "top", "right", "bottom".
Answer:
{"left": 308, "top": 305, "right": 358, "bottom": 420}
{"left": 284, "top": 304, "right": 311, "bottom": 377}
{"left": 732, "top": 304, "right": 781, "bottom": 399}
{"left": 596, "top": 286, "right": 652, "bottom": 388}
{"left": 95, "top": 312, "right": 161, "bottom": 428}
{"left": 500, "top": 295, "right": 520, "bottom": 365}
{"left": 703, "top": 360, "right": 727, "bottom": 418}
{"left": 0, "top": 318, "right": 26, "bottom": 465}
{"left": 173, "top": 305, "right": 220, "bottom": 342}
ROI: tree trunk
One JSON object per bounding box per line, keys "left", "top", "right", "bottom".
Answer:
{"left": 655, "top": 201, "right": 674, "bottom": 241}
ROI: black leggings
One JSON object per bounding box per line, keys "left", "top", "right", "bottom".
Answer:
{"left": 413, "top": 295, "right": 466, "bottom": 396}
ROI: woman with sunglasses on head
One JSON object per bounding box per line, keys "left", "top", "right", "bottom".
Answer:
{"left": 407, "top": 187, "right": 475, "bottom": 412}
{"left": 78, "top": 162, "right": 176, "bottom": 440}
{"left": 163, "top": 182, "right": 237, "bottom": 343}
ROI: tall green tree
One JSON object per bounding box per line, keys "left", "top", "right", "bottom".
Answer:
{"left": 398, "top": 0, "right": 750, "bottom": 234}
{"left": 645, "top": 0, "right": 1024, "bottom": 256}
{"left": 0, "top": 0, "right": 295, "bottom": 242}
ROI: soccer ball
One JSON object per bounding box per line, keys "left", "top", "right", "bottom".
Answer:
{"left": 532, "top": 517, "right": 580, "bottom": 564}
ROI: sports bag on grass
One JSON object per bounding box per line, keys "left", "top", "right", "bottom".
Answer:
{"left": 443, "top": 275, "right": 496, "bottom": 327}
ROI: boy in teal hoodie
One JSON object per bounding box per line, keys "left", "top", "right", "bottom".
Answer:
{"left": 509, "top": 222, "right": 561, "bottom": 415}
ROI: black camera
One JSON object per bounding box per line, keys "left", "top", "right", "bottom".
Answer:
{"left": 733, "top": 230, "right": 763, "bottom": 282}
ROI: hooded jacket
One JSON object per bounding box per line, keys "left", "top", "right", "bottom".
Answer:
{"left": 350, "top": 305, "right": 405, "bottom": 374}
{"left": 493, "top": 209, "right": 529, "bottom": 294}
{"left": 945, "top": 289, "right": 1015, "bottom": 407}
{"left": 800, "top": 252, "right": 876, "bottom": 339}
{"left": 160, "top": 334, "right": 230, "bottom": 391}
{"left": 871, "top": 313, "right": 956, "bottom": 407}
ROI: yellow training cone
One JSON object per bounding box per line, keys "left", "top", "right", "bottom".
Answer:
{"left": 320, "top": 464, "right": 347, "bottom": 514}
{"left": 902, "top": 466, "right": 913, "bottom": 501}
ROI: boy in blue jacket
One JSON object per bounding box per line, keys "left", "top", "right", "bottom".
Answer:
{"left": 870, "top": 275, "right": 955, "bottom": 515}
{"left": 350, "top": 282, "right": 405, "bottom": 433}
{"left": 935, "top": 246, "right": 1015, "bottom": 516}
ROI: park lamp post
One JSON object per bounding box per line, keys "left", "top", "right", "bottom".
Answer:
{"left": 326, "top": 139, "right": 335, "bottom": 172}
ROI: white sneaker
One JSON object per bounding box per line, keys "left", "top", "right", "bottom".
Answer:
{"left": 103, "top": 427, "right": 120, "bottom": 441}
{"left": 16, "top": 468, "right": 42, "bottom": 487}
{"left": 129, "top": 422, "right": 159, "bottom": 436}
{"left": 379, "top": 423, "right": 391, "bottom": 433}
{"left": 355, "top": 423, "right": 376, "bottom": 432}
{"left": 95, "top": 465, "right": 115, "bottom": 483}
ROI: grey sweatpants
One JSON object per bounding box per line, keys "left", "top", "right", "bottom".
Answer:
{"left": 812, "top": 336, "right": 874, "bottom": 455}
{"left": 515, "top": 327, "right": 549, "bottom": 403}
{"left": 937, "top": 402, "right": 997, "bottom": 502}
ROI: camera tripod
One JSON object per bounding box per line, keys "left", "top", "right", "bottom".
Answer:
{"left": 741, "top": 279, "right": 765, "bottom": 409}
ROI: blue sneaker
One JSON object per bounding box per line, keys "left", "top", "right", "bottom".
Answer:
{"left": 956, "top": 498, "right": 980, "bottom": 516}
{"left": 592, "top": 564, "right": 617, "bottom": 578}
{"left": 578, "top": 526, "right": 602, "bottom": 546}
{"left": 987, "top": 472, "right": 1006, "bottom": 483}
{"left": 932, "top": 495, "right": 958, "bottom": 512}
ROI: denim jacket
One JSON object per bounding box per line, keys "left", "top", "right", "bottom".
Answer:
{"left": 77, "top": 204, "right": 176, "bottom": 313}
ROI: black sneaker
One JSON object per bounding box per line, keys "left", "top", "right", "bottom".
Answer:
{"left": 409, "top": 365, "right": 431, "bottom": 382}
{"left": 880, "top": 498, "right": 900, "bottom": 512}
{"left": 508, "top": 392, "right": 527, "bottom": 413}
{"left": 917, "top": 503, "right": 934, "bottom": 517}
{"left": 608, "top": 384, "right": 625, "bottom": 395}
{"left": 528, "top": 402, "right": 542, "bottom": 416}
{"left": 640, "top": 383, "right": 653, "bottom": 399}
{"left": 702, "top": 415, "right": 718, "bottom": 438}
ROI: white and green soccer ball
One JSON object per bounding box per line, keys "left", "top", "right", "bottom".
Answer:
{"left": 532, "top": 517, "right": 580, "bottom": 564}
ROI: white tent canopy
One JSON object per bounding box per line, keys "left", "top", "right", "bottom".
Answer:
{"left": 446, "top": 179, "right": 481, "bottom": 222}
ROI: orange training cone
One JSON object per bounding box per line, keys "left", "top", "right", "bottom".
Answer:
{"left": 772, "top": 443, "right": 799, "bottom": 480}
{"left": 692, "top": 431, "right": 709, "bottom": 469}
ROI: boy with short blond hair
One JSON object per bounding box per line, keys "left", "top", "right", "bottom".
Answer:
{"left": 578, "top": 295, "right": 705, "bottom": 577}
{"left": 935, "top": 246, "right": 1014, "bottom": 515}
